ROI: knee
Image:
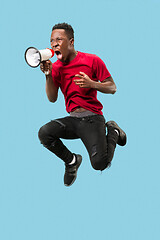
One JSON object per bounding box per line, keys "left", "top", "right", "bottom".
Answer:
{"left": 91, "top": 155, "right": 109, "bottom": 171}
{"left": 91, "top": 161, "right": 101, "bottom": 170}
{"left": 38, "top": 125, "right": 50, "bottom": 144}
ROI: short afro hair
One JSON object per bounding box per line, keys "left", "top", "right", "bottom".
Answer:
{"left": 52, "top": 23, "right": 74, "bottom": 40}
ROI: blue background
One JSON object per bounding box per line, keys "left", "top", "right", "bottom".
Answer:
{"left": 0, "top": 0, "right": 160, "bottom": 239}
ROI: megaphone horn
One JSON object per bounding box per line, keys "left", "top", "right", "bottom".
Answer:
{"left": 24, "top": 47, "right": 54, "bottom": 73}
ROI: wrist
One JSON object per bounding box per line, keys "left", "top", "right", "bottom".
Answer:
{"left": 91, "top": 81, "right": 98, "bottom": 89}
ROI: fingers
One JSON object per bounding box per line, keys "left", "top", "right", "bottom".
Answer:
{"left": 74, "top": 74, "right": 83, "bottom": 78}
{"left": 40, "top": 60, "right": 52, "bottom": 74}
{"left": 74, "top": 79, "right": 83, "bottom": 84}
{"left": 74, "top": 72, "right": 90, "bottom": 88}
{"left": 74, "top": 79, "right": 85, "bottom": 88}
{"left": 40, "top": 63, "right": 44, "bottom": 72}
{"left": 79, "top": 72, "right": 86, "bottom": 77}
{"left": 75, "top": 72, "right": 88, "bottom": 78}
{"left": 74, "top": 72, "right": 92, "bottom": 89}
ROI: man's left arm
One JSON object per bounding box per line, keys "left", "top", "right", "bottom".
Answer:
{"left": 74, "top": 72, "right": 117, "bottom": 94}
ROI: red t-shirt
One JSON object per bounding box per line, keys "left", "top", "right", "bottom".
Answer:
{"left": 51, "top": 51, "right": 111, "bottom": 115}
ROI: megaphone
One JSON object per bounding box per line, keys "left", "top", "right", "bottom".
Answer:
{"left": 25, "top": 47, "right": 54, "bottom": 75}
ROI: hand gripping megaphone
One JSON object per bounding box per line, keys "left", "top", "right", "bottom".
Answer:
{"left": 24, "top": 47, "right": 54, "bottom": 75}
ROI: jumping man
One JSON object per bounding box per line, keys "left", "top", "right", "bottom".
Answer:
{"left": 39, "top": 23, "right": 127, "bottom": 186}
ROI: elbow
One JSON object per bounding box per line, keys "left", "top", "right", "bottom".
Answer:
{"left": 48, "top": 96, "right": 57, "bottom": 103}
{"left": 111, "top": 86, "right": 117, "bottom": 94}
{"left": 49, "top": 99, "right": 57, "bottom": 103}
{"left": 47, "top": 92, "right": 58, "bottom": 103}
{"left": 109, "top": 77, "right": 117, "bottom": 94}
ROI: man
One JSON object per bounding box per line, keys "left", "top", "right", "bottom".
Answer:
{"left": 39, "top": 22, "right": 127, "bottom": 187}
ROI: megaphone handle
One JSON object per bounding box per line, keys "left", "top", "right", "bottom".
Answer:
{"left": 44, "top": 70, "right": 50, "bottom": 75}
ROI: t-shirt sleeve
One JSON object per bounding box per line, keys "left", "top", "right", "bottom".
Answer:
{"left": 51, "top": 65, "right": 61, "bottom": 88}
{"left": 92, "top": 55, "right": 111, "bottom": 82}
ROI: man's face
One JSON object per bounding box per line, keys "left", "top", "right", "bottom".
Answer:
{"left": 50, "top": 29, "right": 74, "bottom": 62}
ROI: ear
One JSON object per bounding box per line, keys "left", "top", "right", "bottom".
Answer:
{"left": 70, "top": 38, "right": 74, "bottom": 46}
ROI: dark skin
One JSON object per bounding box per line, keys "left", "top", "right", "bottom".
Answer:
{"left": 40, "top": 29, "right": 117, "bottom": 112}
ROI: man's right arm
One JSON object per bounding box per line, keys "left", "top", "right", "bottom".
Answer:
{"left": 40, "top": 60, "right": 58, "bottom": 103}
{"left": 45, "top": 74, "right": 58, "bottom": 102}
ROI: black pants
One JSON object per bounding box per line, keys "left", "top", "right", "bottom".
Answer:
{"left": 38, "top": 115, "right": 118, "bottom": 171}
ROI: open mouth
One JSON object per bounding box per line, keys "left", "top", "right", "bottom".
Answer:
{"left": 55, "top": 50, "right": 61, "bottom": 55}
{"left": 55, "top": 50, "right": 63, "bottom": 60}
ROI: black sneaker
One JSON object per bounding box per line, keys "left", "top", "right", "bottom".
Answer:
{"left": 106, "top": 121, "right": 127, "bottom": 146}
{"left": 64, "top": 154, "right": 82, "bottom": 187}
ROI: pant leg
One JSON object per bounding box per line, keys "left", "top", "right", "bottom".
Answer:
{"left": 76, "top": 115, "right": 118, "bottom": 171}
{"left": 38, "top": 117, "right": 79, "bottom": 164}
{"left": 106, "top": 125, "right": 119, "bottom": 166}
